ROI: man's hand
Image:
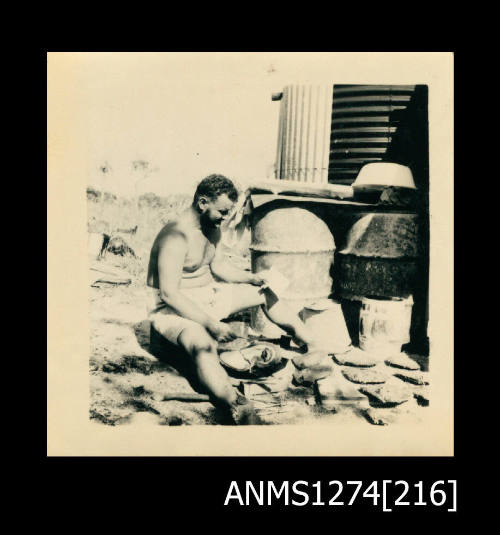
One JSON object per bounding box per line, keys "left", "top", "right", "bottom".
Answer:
{"left": 207, "top": 321, "right": 240, "bottom": 343}
{"left": 249, "top": 273, "right": 269, "bottom": 288}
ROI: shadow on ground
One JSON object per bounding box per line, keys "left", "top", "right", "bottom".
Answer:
{"left": 136, "top": 321, "right": 208, "bottom": 395}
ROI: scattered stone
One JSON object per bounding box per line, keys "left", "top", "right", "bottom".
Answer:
{"left": 359, "top": 378, "right": 412, "bottom": 407}
{"left": 100, "top": 354, "right": 157, "bottom": 375}
{"left": 132, "top": 385, "right": 148, "bottom": 396}
{"left": 332, "top": 347, "right": 379, "bottom": 367}
{"left": 164, "top": 416, "right": 184, "bottom": 426}
{"left": 413, "top": 386, "right": 430, "bottom": 406}
{"left": 106, "top": 234, "right": 136, "bottom": 257}
{"left": 362, "top": 407, "right": 389, "bottom": 426}
{"left": 361, "top": 398, "right": 425, "bottom": 426}
{"left": 394, "top": 370, "right": 429, "bottom": 386}
{"left": 342, "top": 366, "right": 389, "bottom": 385}
{"left": 385, "top": 352, "right": 421, "bottom": 371}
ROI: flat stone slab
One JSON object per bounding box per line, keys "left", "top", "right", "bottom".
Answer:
{"left": 413, "top": 385, "right": 430, "bottom": 406}
{"left": 359, "top": 377, "right": 413, "bottom": 407}
{"left": 394, "top": 370, "right": 429, "bottom": 386}
{"left": 342, "top": 366, "right": 389, "bottom": 384}
{"left": 385, "top": 352, "right": 421, "bottom": 371}
{"left": 333, "top": 347, "right": 379, "bottom": 367}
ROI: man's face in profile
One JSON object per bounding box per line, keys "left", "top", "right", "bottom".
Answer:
{"left": 198, "top": 193, "right": 236, "bottom": 228}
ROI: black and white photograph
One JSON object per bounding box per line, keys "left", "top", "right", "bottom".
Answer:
{"left": 47, "top": 52, "right": 453, "bottom": 456}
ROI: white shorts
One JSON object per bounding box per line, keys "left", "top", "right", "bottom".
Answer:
{"left": 148, "top": 283, "right": 237, "bottom": 345}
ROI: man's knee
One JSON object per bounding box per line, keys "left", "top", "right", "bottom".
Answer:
{"left": 178, "top": 325, "right": 217, "bottom": 357}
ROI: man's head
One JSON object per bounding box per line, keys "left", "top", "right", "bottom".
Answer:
{"left": 193, "top": 174, "right": 239, "bottom": 228}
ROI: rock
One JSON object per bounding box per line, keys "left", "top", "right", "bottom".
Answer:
{"left": 332, "top": 347, "right": 379, "bottom": 367}
{"left": 359, "top": 377, "right": 412, "bottom": 407}
{"left": 413, "top": 386, "right": 430, "bottom": 406}
{"left": 385, "top": 352, "right": 421, "bottom": 371}
{"left": 163, "top": 416, "right": 184, "bottom": 426}
{"left": 132, "top": 385, "right": 148, "bottom": 396}
{"left": 342, "top": 366, "right": 389, "bottom": 385}
{"left": 107, "top": 234, "right": 136, "bottom": 257}
{"left": 394, "top": 370, "right": 429, "bottom": 386}
{"left": 362, "top": 398, "right": 425, "bottom": 426}
{"left": 90, "top": 405, "right": 133, "bottom": 426}
{"left": 101, "top": 354, "right": 157, "bottom": 375}
{"left": 305, "top": 396, "right": 316, "bottom": 406}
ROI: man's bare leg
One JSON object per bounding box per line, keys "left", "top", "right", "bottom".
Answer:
{"left": 263, "top": 290, "right": 320, "bottom": 349}
{"left": 177, "top": 324, "right": 262, "bottom": 424}
{"left": 177, "top": 324, "right": 237, "bottom": 408}
{"left": 227, "top": 284, "right": 320, "bottom": 350}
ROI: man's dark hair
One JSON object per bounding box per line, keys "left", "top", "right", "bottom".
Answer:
{"left": 193, "top": 174, "right": 238, "bottom": 206}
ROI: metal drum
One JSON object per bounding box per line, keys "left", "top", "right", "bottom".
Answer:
{"left": 359, "top": 295, "right": 414, "bottom": 356}
{"left": 250, "top": 203, "right": 336, "bottom": 337}
{"left": 334, "top": 212, "right": 419, "bottom": 300}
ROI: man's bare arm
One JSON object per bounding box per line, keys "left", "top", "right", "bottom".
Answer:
{"left": 210, "top": 239, "right": 263, "bottom": 285}
{"left": 157, "top": 231, "right": 237, "bottom": 341}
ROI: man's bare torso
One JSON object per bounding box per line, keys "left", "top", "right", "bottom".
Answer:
{"left": 147, "top": 209, "right": 221, "bottom": 289}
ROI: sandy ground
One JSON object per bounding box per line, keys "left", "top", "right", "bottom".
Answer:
{"left": 89, "top": 256, "right": 430, "bottom": 427}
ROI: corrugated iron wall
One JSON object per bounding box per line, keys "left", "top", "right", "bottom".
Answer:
{"left": 329, "top": 84, "right": 417, "bottom": 184}
{"left": 274, "top": 85, "right": 333, "bottom": 182}
{"left": 273, "top": 84, "right": 420, "bottom": 185}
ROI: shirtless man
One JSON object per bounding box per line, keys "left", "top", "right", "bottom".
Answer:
{"left": 147, "top": 174, "right": 318, "bottom": 422}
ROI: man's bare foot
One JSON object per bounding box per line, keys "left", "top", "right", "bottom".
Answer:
{"left": 292, "top": 350, "right": 331, "bottom": 370}
{"left": 293, "top": 364, "right": 334, "bottom": 385}
{"left": 229, "top": 393, "right": 265, "bottom": 425}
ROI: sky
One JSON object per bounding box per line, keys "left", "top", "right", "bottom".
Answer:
{"left": 80, "top": 52, "right": 433, "bottom": 197}
{"left": 83, "top": 53, "right": 290, "bottom": 197}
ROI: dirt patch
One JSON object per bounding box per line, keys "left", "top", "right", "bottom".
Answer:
{"left": 88, "top": 193, "right": 429, "bottom": 427}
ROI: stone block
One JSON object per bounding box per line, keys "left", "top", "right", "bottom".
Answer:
{"left": 385, "top": 352, "right": 421, "bottom": 371}
{"left": 394, "top": 370, "right": 429, "bottom": 386}
{"left": 342, "top": 365, "right": 390, "bottom": 385}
